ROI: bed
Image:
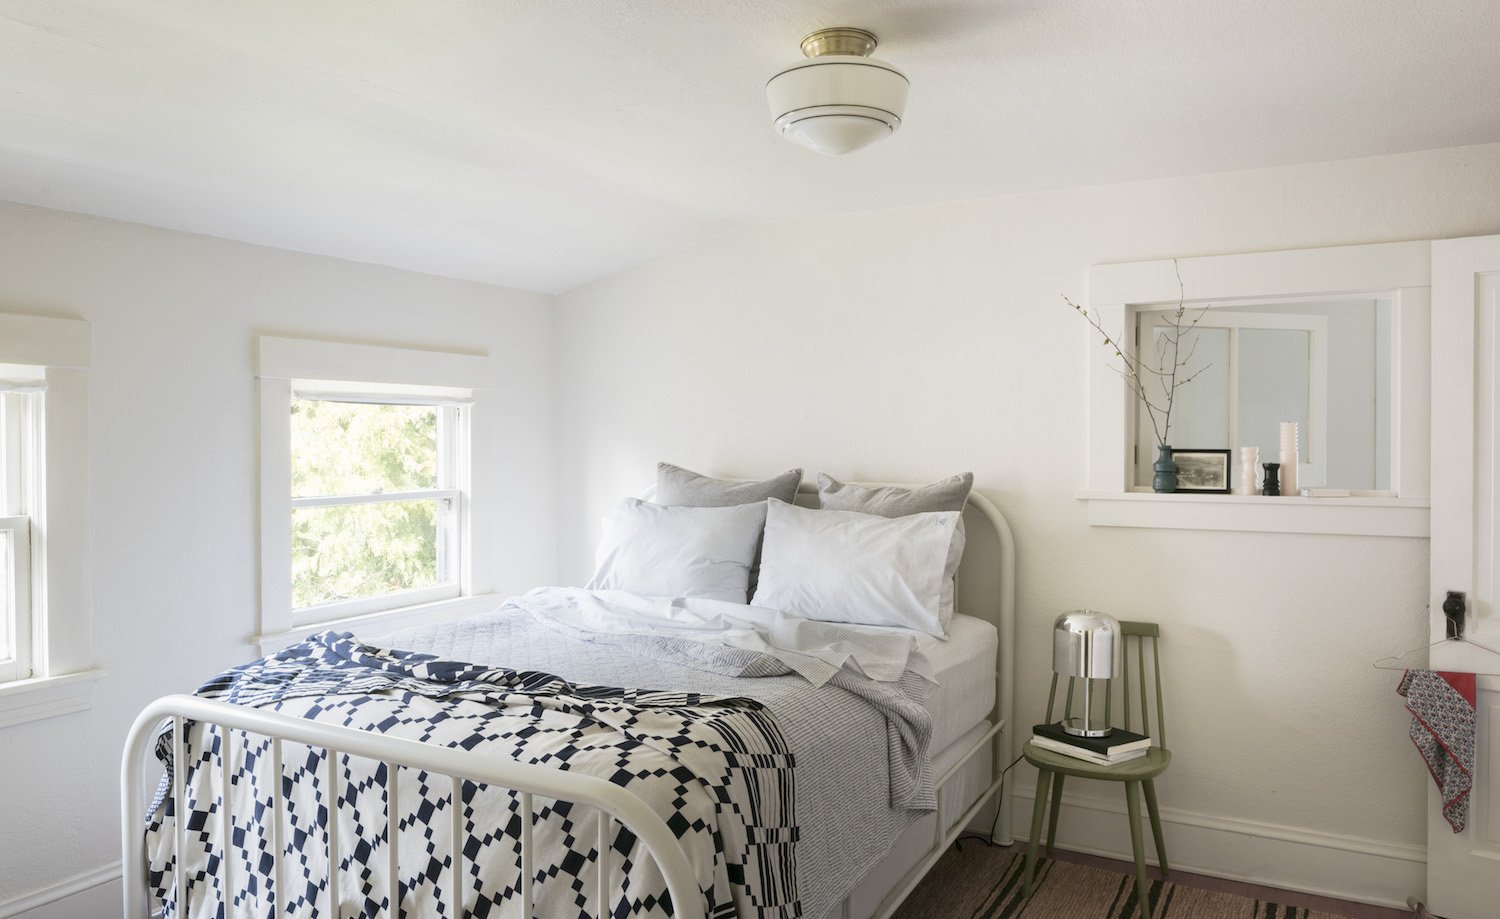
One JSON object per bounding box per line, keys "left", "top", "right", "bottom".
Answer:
{"left": 120, "top": 480, "right": 1016, "bottom": 919}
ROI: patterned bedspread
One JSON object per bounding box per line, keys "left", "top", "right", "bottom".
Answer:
{"left": 145, "top": 632, "right": 799, "bottom": 918}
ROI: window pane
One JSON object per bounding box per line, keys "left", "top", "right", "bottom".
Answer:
{"left": 291, "top": 500, "right": 445, "bottom": 609}
{"left": 1238, "top": 328, "right": 1312, "bottom": 462}
{"left": 290, "top": 400, "right": 439, "bottom": 498}
{"left": 0, "top": 530, "right": 10, "bottom": 661}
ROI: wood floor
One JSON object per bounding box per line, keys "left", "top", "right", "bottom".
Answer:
{"left": 985, "top": 841, "right": 1412, "bottom": 919}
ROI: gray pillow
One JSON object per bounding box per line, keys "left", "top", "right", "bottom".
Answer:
{"left": 816, "top": 472, "right": 973, "bottom": 517}
{"left": 817, "top": 472, "right": 974, "bottom": 628}
{"left": 657, "top": 462, "right": 802, "bottom": 507}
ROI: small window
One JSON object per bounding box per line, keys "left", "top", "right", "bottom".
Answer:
{"left": 288, "top": 392, "right": 466, "bottom": 625}
{"left": 257, "top": 336, "right": 487, "bottom": 639}
{"left": 0, "top": 372, "right": 42, "bottom": 684}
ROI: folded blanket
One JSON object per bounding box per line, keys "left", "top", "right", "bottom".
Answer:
{"left": 1397, "top": 668, "right": 1476, "bottom": 832}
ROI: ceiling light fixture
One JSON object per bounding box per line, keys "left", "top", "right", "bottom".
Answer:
{"left": 766, "top": 27, "right": 909, "bottom": 156}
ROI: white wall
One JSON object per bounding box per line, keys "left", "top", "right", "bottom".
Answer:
{"left": 554, "top": 142, "right": 1500, "bottom": 904}
{"left": 0, "top": 201, "right": 557, "bottom": 913}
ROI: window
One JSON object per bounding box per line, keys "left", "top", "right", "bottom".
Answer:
{"left": 288, "top": 393, "right": 465, "bottom": 622}
{"left": 0, "top": 312, "right": 96, "bottom": 727}
{"left": 1, "top": 373, "right": 41, "bottom": 684}
{"left": 257, "top": 337, "right": 489, "bottom": 640}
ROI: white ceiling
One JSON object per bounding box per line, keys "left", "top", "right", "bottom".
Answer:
{"left": 1, "top": 1, "right": 1497, "bottom": 294}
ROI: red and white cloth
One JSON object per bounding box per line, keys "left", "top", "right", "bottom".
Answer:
{"left": 1397, "top": 669, "right": 1476, "bottom": 833}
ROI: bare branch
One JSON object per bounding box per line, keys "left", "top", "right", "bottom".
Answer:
{"left": 1066, "top": 257, "right": 1212, "bottom": 448}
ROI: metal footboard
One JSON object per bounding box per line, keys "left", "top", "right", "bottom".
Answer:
{"left": 120, "top": 694, "right": 707, "bottom": 919}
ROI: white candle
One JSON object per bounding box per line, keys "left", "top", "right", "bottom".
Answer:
{"left": 1239, "top": 446, "right": 1260, "bottom": 495}
{"left": 1279, "top": 422, "right": 1299, "bottom": 495}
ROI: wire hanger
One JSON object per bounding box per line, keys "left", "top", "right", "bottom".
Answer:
{"left": 1373, "top": 594, "right": 1500, "bottom": 672}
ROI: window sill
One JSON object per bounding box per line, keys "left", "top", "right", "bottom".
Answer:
{"left": 253, "top": 592, "right": 505, "bottom": 653}
{"left": 0, "top": 669, "right": 106, "bottom": 728}
{"left": 1077, "top": 490, "right": 1429, "bottom": 537}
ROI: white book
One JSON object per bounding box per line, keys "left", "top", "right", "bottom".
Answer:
{"left": 1030, "top": 735, "right": 1151, "bottom": 766}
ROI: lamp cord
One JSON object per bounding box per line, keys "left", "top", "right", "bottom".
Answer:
{"left": 957, "top": 750, "right": 1027, "bottom": 849}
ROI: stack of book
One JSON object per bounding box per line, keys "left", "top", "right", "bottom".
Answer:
{"left": 1031, "top": 722, "right": 1151, "bottom": 765}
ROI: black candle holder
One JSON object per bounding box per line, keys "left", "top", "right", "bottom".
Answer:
{"left": 1262, "top": 462, "right": 1281, "bottom": 496}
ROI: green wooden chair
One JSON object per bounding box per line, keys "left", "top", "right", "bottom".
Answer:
{"left": 1021, "top": 620, "right": 1170, "bottom": 915}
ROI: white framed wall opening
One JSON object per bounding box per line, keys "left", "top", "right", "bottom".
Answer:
{"left": 1079, "top": 240, "right": 1430, "bottom": 537}
{"left": 257, "top": 337, "right": 493, "bottom": 645}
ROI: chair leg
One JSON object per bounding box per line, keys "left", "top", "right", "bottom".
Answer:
{"left": 1143, "top": 778, "right": 1169, "bottom": 873}
{"left": 1045, "top": 773, "right": 1065, "bottom": 854}
{"left": 1023, "top": 769, "right": 1052, "bottom": 897}
{"left": 1124, "top": 781, "right": 1152, "bottom": 917}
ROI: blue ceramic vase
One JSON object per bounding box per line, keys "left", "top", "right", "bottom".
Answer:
{"left": 1152, "top": 444, "right": 1178, "bottom": 493}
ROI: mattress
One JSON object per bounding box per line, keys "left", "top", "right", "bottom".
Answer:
{"left": 372, "top": 598, "right": 998, "bottom": 918}
{"left": 839, "top": 720, "right": 998, "bottom": 919}
{"left": 919, "top": 613, "right": 999, "bottom": 752}
{"left": 379, "top": 598, "right": 938, "bottom": 919}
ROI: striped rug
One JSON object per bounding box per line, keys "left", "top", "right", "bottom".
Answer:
{"left": 892, "top": 843, "right": 1351, "bottom": 918}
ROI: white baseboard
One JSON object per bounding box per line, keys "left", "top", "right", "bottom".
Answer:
{"left": 0, "top": 863, "right": 120, "bottom": 919}
{"left": 1011, "top": 783, "right": 1424, "bottom": 909}
{"left": 3, "top": 794, "right": 1423, "bottom": 916}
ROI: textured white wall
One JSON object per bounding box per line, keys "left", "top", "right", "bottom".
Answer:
{"left": 554, "top": 142, "right": 1500, "bottom": 890}
{"left": 0, "top": 201, "right": 557, "bottom": 909}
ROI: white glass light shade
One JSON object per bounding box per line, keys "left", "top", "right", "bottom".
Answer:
{"left": 766, "top": 55, "right": 909, "bottom": 155}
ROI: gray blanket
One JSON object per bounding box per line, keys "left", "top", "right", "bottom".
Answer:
{"left": 384, "top": 601, "right": 935, "bottom": 919}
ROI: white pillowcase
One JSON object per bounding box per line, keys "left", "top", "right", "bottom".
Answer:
{"left": 751, "top": 499, "right": 959, "bottom": 637}
{"left": 587, "top": 498, "right": 769, "bottom": 603}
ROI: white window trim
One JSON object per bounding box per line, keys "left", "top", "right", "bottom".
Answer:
{"left": 0, "top": 312, "right": 99, "bottom": 728}
{"left": 1080, "top": 240, "right": 1431, "bottom": 537}
{"left": 257, "top": 336, "right": 495, "bottom": 640}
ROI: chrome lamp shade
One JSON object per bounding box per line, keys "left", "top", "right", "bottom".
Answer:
{"left": 1052, "top": 610, "right": 1122, "bottom": 737}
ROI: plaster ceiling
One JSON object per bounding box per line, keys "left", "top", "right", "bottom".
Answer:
{"left": 1, "top": 1, "right": 1497, "bottom": 294}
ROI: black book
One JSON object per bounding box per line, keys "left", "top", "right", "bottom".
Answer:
{"left": 1032, "top": 722, "right": 1151, "bottom": 756}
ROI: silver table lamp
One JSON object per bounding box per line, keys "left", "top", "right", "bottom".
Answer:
{"left": 1053, "top": 610, "right": 1123, "bottom": 737}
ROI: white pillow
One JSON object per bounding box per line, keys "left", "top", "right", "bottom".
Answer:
{"left": 587, "top": 498, "right": 768, "bottom": 603}
{"left": 751, "top": 499, "right": 958, "bottom": 637}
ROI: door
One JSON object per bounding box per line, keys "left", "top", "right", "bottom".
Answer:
{"left": 1428, "top": 235, "right": 1500, "bottom": 917}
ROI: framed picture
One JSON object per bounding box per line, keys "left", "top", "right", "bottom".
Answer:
{"left": 1170, "top": 449, "right": 1232, "bottom": 493}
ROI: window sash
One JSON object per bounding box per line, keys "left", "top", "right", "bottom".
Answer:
{"left": 291, "top": 583, "right": 461, "bottom": 628}
{"left": 289, "top": 399, "right": 457, "bottom": 500}
{"left": 290, "top": 489, "right": 459, "bottom": 509}
{"left": 1, "top": 388, "right": 38, "bottom": 685}
{"left": 286, "top": 400, "right": 467, "bottom": 625}
{"left": 0, "top": 516, "right": 31, "bottom": 684}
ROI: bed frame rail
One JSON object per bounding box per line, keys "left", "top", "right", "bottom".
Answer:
{"left": 120, "top": 693, "right": 707, "bottom": 919}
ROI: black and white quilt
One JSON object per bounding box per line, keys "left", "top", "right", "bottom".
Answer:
{"left": 145, "top": 631, "right": 799, "bottom": 919}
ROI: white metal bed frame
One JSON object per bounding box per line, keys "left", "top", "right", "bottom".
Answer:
{"left": 121, "top": 484, "right": 1016, "bottom": 919}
